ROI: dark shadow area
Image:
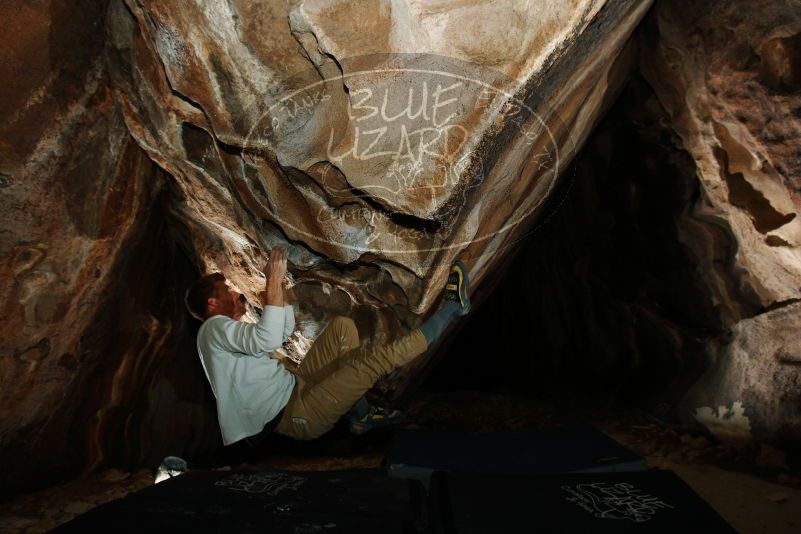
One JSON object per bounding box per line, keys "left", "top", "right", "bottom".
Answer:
{"left": 423, "top": 73, "right": 724, "bottom": 414}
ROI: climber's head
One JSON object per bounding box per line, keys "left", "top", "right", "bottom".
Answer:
{"left": 185, "top": 272, "right": 246, "bottom": 321}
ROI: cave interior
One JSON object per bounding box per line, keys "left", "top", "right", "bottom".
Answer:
{"left": 2, "top": 0, "right": 801, "bottom": 532}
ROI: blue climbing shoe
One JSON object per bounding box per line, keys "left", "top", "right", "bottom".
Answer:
{"left": 444, "top": 260, "right": 471, "bottom": 315}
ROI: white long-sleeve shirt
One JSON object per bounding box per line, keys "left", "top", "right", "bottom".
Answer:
{"left": 197, "top": 304, "right": 296, "bottom": 445}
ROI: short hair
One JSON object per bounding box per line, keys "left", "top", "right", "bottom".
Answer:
{"left": 185, "top": 272, "right": 225, "bottom": 321}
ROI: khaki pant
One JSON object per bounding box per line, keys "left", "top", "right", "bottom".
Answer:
{"left": 275, "top": 316, "right": 428, "bottom": 440}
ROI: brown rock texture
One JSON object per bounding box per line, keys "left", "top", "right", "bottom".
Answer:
{"left": 107, "top": 0, "right": 654, "bottom": 397}
{"left": 640, "top": 0, "right": 801, "bottom": 445}
{"left": 0, "top": 1, "right": 221, "bottom": 499}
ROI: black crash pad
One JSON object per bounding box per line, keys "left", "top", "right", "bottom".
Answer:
{"left": 388, "top": 424, "right": 647, "bottom": 486}
{"left": 54, "top": 469, "right": 425, "bottom": 533}
{"left": 429, "top": 470, "right": 735, "bottom": 533}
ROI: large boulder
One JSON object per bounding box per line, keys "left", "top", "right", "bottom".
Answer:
{"left": 108, "top": 0, "right": 654, "bottom": 397}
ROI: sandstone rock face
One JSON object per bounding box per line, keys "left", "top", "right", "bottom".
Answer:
{"left": 0, "top": 0, "right": 222, "bottom": 499}
{"left": 641, "top": 0, "right": 801, "bottom": 445}
{"left": 108, "top": 0, "right": 654, "bottom": 396}
{"left": 690, "top": 303, "right": 801, "bottom": 447}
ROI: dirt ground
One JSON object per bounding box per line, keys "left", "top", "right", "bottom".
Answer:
{"left": 0, "top": 390, "right": 798, "bottom": 533}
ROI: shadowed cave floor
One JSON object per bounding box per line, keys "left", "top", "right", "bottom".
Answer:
{"left": 1, "top": 389, "right": 799, "bottom": 533}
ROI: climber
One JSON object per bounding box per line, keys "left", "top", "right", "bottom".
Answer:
{"left": 184, "top": 247, "right": 471, "bottom": 447}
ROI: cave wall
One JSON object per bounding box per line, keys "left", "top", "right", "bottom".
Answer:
{"left": 640, "top": 0, "right": 801, "bottom": 447}
{"left": 0, "top": 1, "right": 220, "bottom": 499}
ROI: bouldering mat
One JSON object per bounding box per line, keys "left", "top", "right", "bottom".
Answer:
{"left": 54, "top": 468, "right": 425, "bottom": 533}
{"left": 388, "top": 424, "right": 647, "bottom": 486}
{"left": 429, "top": 469, "right": 734, "bottom": 533}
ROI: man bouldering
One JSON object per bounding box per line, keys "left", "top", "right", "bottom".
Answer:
{"left": 185, "top": 248, "right": 471, "bottom": 447}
